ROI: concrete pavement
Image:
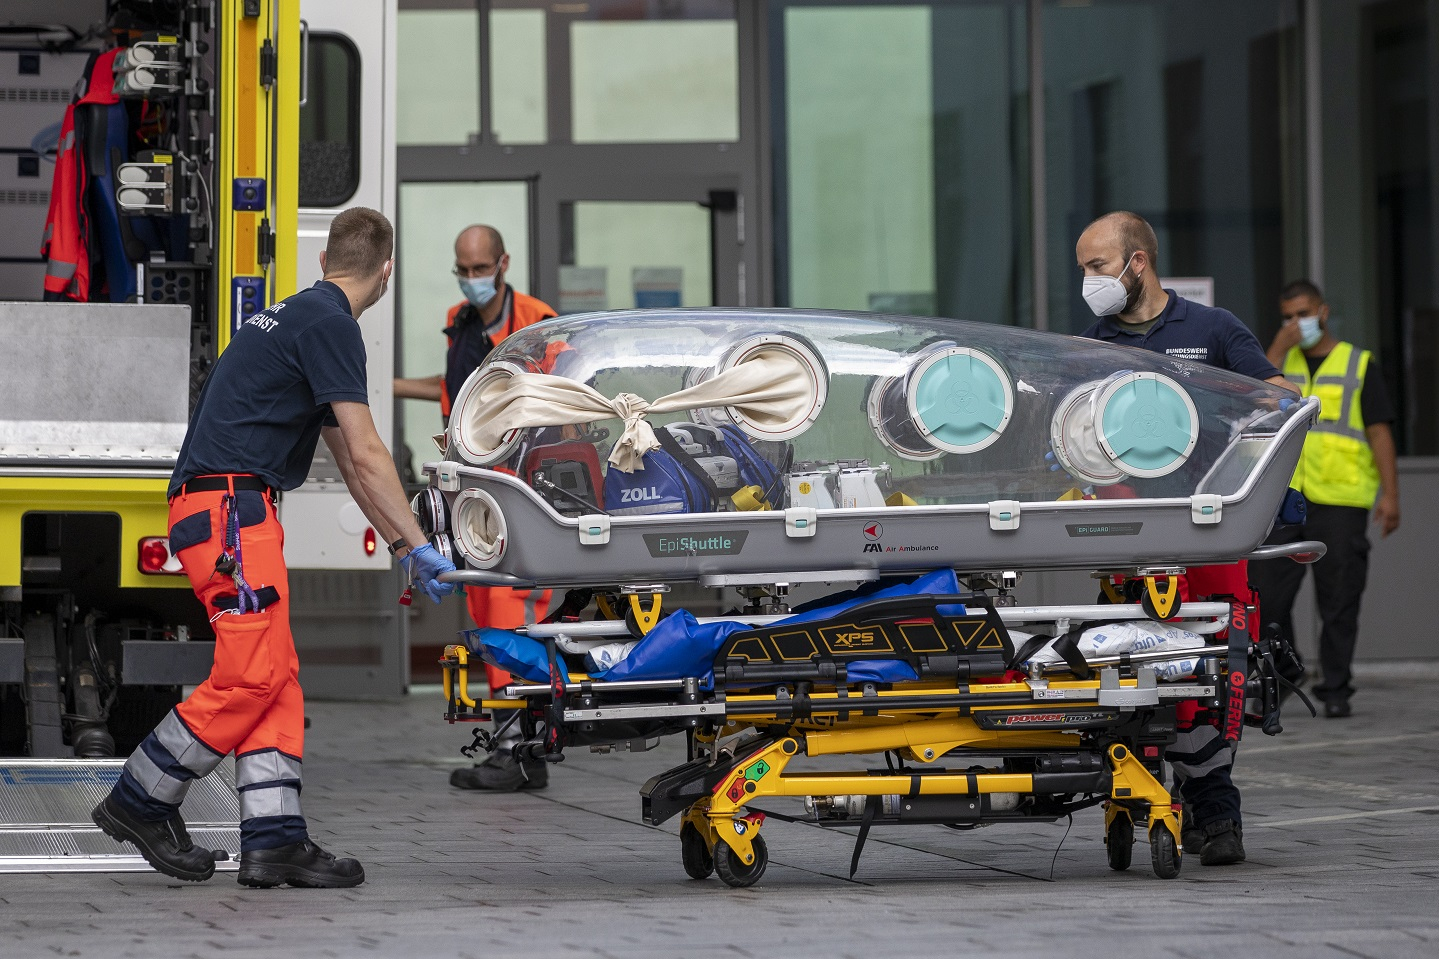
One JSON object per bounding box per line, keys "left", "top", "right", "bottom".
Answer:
{"left": 2, "top": 670, "right": 1436, "bottom": 959}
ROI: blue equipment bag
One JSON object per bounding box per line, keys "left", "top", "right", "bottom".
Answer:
{"left": 462, "top": 570, "right": 965, "bottom": 688}
{"left": 604, "top": 422, "right": 783, "bottom": 515}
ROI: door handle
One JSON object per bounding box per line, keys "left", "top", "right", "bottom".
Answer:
{"left": 299, "top": 19, "right": 310, "bottom": 107}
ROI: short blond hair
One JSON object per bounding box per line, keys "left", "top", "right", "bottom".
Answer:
{"left": 323, "top": 207, "right": 393, "bottom": 278}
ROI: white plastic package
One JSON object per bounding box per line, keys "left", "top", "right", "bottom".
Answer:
{"left": 1028, "top": 621, "right": 1206, "bottom": 680}
{"left": 585, "top": 641, "right": 639, "bottom": 673}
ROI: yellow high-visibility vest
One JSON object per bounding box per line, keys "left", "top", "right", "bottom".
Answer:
{"left": 1284, "top": 341, "right": 1380, "bottom": 508}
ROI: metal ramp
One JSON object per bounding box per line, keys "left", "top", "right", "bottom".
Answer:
{"left": 0, "top": 759, "right": 240, "bottom": 874}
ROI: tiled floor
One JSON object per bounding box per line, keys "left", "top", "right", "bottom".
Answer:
{"left": 2, "top": 674, "right": 1435, "bottom": 958}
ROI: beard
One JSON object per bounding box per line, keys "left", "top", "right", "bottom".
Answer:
{"left": 1121, "top": 272, "right": 1143, "bottom": 314}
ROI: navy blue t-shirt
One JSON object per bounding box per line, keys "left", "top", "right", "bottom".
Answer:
{"left": 1080, "top": 292, "right": 1280, "bottom": 381}
{"left": 170, "top": 281, "right": 369, "bottom": 496}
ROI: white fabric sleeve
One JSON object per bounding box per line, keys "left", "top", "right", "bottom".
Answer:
{"left": 460, "top": 347, "right": 815, "bottom": 472}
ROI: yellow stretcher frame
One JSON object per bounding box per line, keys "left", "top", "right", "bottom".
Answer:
{"left": 687, "top": 734, "right": 1180, "bottom": 883}
{"left": 441, "top": 656, "right": 1187, "bottom": 881}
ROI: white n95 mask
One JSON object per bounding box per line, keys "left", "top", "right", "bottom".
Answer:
{"left": 1082, "top": 253, "right": 1137, "bottom": 317}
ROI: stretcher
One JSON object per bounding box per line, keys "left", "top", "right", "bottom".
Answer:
{"left": 423, "top": 308, "right": 1321, "bottom": 885}
{"left": 440, "top": 566, "right": 1314, "bottom": 885}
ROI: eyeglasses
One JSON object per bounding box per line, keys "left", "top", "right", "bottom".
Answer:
{"left": 452, "top": 265, "right": 499, "bottom": 279}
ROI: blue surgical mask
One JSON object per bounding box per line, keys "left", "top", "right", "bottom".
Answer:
{"left": 1297, "top": 315, "right": 1323, "bottom": 349}
{"left": 459, "top": 274, "right": 497, "bottom": 308}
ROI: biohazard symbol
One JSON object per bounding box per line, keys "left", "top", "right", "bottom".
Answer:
{"left": 947, "top": 388, "right": 979, "bottom": 415}
{"left": 744, "top": 760, "right": 770, "bottom": 781}
{"left": 1134, "top": 403, "right": 1163, "bottom": 437}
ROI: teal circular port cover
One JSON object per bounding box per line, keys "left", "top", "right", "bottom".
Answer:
{"left": 907, "top": 347, "right": 1013, "bottom": 454}
{"left": 1096, "top": 372, "right": 1199, "bottom": 478}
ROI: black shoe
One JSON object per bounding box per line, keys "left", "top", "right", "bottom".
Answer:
{"left": 1180, "top": 803, "right": 1204, "bottom": 854}
{"left": 449, "top": 751, "right": 548, "bottom": 791}
{"left": 237, "top": 840, "right": 365, "bottom": 889}
{"left": 1324, "top": 699, "right": 1352, "bottom": 719}
{"left": 92, "top": 795, "right": 217, "bottom": 882}
{"left": 1198, "top": 819, "right": 1246, "bottom": 866}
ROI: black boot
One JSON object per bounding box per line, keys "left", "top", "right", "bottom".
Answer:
{"left": 1180, "top": 804, "right": 1205, "bottom": 855}
{"left": 237, "top": 839, "right": 365, "bottom": 888}
{"left": 449, "top": 751, "right": 548, "bottom": 791}
{"left": 1199, "top": 819, "right": 1246, "bottom": 866}
{"left": 92, "top": 794, "right": 217, "bottom": 882}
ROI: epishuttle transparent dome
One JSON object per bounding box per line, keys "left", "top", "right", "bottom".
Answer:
{"left": 445, "top": 308, "right": 1300, "bottom": 513}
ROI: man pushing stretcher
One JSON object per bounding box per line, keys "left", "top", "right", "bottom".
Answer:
{"left": 91, "top": 208, "right": 457, "bottom": 888}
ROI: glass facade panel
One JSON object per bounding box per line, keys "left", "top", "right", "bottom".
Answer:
{"left": 564, "top": 201, "right": 712, "bottom": 310}
{"left": 779, "top": 2, "right": 1031, "bottom": 325}
{"left": 1041, "top": 0, "right": 1305, "bottom": 335}
{"left": 396, "top": 181, "right": 532, "bottom": 458}
{"left": 1321, "top": 0, "right": 1434, "bottom": 455}
{"left": 1370, "top": 0, "right": 1433, "bottom": 455}
{"left": 396, "top": 9, "right": 480, "bottom": 145}
{"left": 491, "top": 8, "right": 547, "bottom": 145}
{"left": 570, "top": 19, "right": 739, "bottom": 143}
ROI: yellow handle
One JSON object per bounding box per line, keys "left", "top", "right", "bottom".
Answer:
{"left": 442, "top": 644, "right": 477, "bottom": 709}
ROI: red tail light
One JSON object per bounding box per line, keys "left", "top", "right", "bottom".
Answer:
{"left": 138, "top": 537, "right": 184, "bottom": 575}
{"left": 363, "top": 526, "right": 377, "bottom": 556}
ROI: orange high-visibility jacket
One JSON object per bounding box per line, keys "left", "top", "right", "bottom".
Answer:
{"left": 439, "top": 289, "right": 557, "bottom": 418}
{"left": 41, "top": 48, "right": 122, "bottom": 301}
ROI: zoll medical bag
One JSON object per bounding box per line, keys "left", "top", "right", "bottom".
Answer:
{"left": 604, "top": 423, "right": 783, "bottom": 515}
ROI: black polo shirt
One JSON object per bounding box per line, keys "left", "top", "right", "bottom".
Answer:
{"left": 442, "top": 288, "right": 514, "bottom": 423}
{"left": 1081, "top": 291, "right": 1280, "bottom": 381}
{"left": 170, "top": 281, "right": 370, "bottom": 496}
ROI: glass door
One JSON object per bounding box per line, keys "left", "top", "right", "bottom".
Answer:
{"left": 558, "top": 192, "right": 743, "bottom": 313}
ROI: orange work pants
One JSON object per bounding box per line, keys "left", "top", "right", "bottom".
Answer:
{"left": 466, "top": 585, "right": 552, "bottom": 692}
{"left": 168, "top": 486, "right": 303, "bottom": 762}
{"left": 114, "top": 478, "right": 307, "bottom": 851}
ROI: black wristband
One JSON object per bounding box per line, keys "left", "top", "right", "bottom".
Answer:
{"left": 387, "top": 537, "right": 409, "bottom": 556}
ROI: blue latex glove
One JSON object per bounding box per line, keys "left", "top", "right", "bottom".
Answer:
{"left": 402, "top": 543, "right": 456, "bottom": 604}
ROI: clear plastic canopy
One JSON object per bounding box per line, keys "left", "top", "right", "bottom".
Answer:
{"left": 444, "top": 309, "right": 1299, "bottom": 514}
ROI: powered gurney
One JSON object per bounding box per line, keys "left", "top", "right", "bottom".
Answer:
{"left": 421, "top": 309, "right": 1321, "bottom": 885}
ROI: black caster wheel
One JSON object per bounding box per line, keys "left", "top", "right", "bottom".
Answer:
{"left": 680, "top": 823, "right": 714, "bottom": 880}
{"left": 1150, "top": 824, "right": 1182, "bottom": 879}
{"left": 624, "top": 606, "right": 645, "bottom": 640}
{"left": 1105, "top": 813, "right": 1134, "bottom": 871}
{"left": 714, "top": 834, "right": 768, "bottom": 888}
{"left": 1140, "top": 589, "right": 1180, "bottom": 622}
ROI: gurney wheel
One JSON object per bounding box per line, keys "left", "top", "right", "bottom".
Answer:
{"left": 1149, "top": 825, "right": 1181, "bottom": 879}
{"left": 680, "top": 823, "right": 714, "bottom": 880}
{"left": 624, "top": 607, "right": 646, "bottom": 639}
{"left": 714, "top": 834, "right": 768, "bottom": 888}
{"left": 1105, "top": 813, "right": 1134, "bottom": 872}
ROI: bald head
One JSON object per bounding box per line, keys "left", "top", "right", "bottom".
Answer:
{"left": 1080, "top": 212, "right": 1158, "bottom": 268}
{"left": 456, "top": 224, "right": 505, "bottom": 261}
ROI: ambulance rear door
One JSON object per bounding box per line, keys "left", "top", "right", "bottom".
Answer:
{"left": 282, "top": 0, "right": 397, "bottom": 571}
